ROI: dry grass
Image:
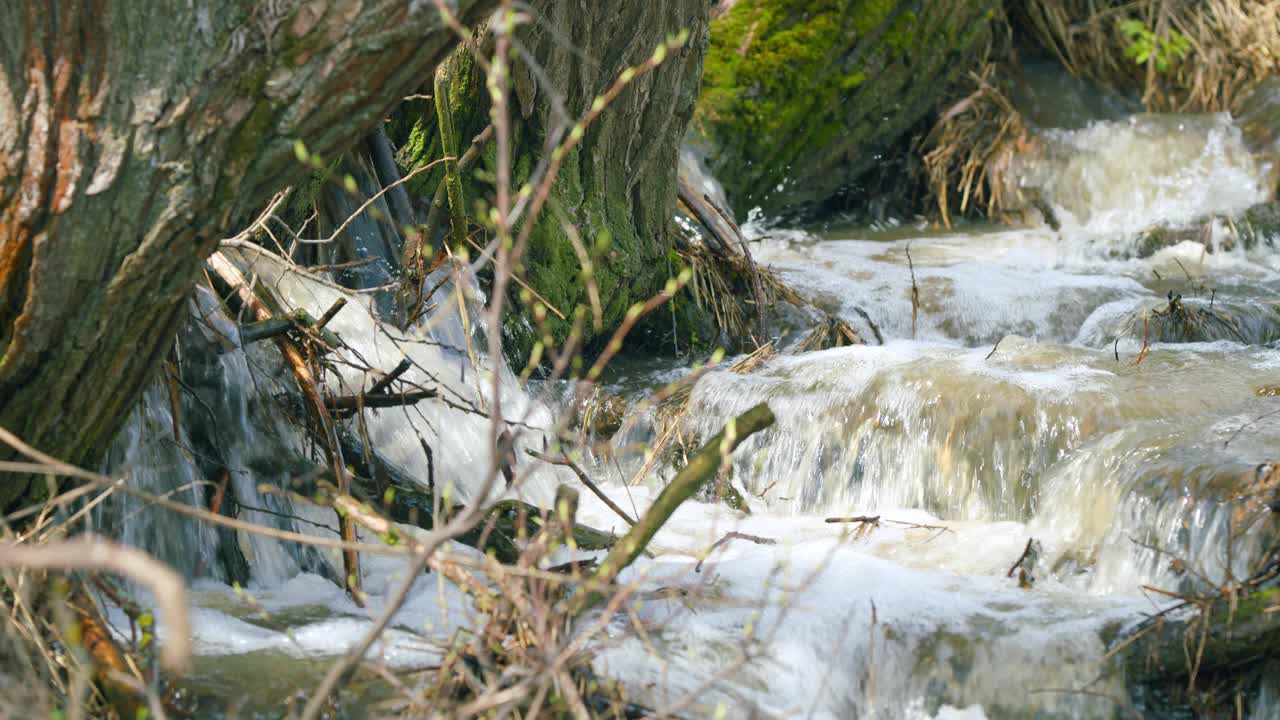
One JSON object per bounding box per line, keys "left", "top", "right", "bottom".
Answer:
{"left": 675, "top": 240, "right": 808, "bottom": 348}
{"left": 921, "top": 60, "right": 1039, "bottom": 228}
{"left": 1014, "top": 0, "right": 1280, "bottom": 112}
{"left": 794, "top": 315, "right": 867, "bottom": 353}
{"left": 925, "top": 0, "right": 1280, "bottom": 226}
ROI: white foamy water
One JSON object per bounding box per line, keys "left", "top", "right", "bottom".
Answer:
{"left": 1019, "top": 113, "right": 1271, "bottom": 241}
{"left": 96, "top": 107, "right": 1280, "bottom": 718}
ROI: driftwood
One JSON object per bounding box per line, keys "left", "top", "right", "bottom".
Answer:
{"left": 235, "top": 304, "right": 345, "bottom": 348}
{"left": 572, "top": 402, "right": 775, "bottom": 613}
{"left": 324, "top": 389, "right": 438, "bottom": 415}
{"left": 238, "top": 315, "right": 302, "bottom": 345}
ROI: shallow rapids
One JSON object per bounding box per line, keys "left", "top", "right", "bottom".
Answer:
{"left": 96, "top": 105, "right": 1280, "bottom": 718}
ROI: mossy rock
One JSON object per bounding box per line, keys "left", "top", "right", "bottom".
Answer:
{"left": 1238, "top": 201, "right": 1280, "bottom": 249}
{"left": 695, "top": 0, "right": 1001, "bottom": 219}
{"left": 1133, "top": 201, "right": 1280, "bottom": 258}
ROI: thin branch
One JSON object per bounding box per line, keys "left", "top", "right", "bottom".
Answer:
{"left": 0, "top": 536, "right": 191, "bottom": 674}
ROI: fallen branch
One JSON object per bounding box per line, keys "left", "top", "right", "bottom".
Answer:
{"left": 695, "top": 531, "right": 776, "bottom": 572}
{"left": 324, "top": 389, "right": 437, "bottom": 414}
{"left": 237, "top": 315, "right": 302, "bottom": 345}
{"left": 367, "top": 357, "right": 412, "bottom": 395}
{"left": 207, "top": 251, "right": 363, "bottom": 604}
{"left": 571, "top": 403, "right": 775, "bottom": 614}
{"left": 314, "top": 297, "right": 348, "bottom": 329}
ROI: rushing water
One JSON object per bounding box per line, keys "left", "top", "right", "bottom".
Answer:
{"left": 95, "top": 101, "right": 1280, "bottom": 718}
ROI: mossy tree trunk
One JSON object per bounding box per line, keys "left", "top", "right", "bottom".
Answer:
{"left": 0, "top": 1, "right": 495, "bottom": 513}
{"left": 695, "top": 0, "right": 1001, "bottom": 219}
{"left": 396, "top": 0, "right": 710, "bottom": 359}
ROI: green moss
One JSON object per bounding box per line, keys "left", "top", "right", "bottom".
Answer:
{"left": 695, "top": 0, "right": 998, "bottom": 216}
{"left": 396, "top": 7, "right": 708, "bottom": 363}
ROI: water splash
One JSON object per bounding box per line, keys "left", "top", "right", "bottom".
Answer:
{"left": 1017, "top": 113, "right": 1270, "bottom": 244}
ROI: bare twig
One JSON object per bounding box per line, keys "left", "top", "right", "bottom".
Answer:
{"left": 526, "top": 449, "right": 635, "bottom": 527}
{"left": 695, "top": 531, "right": 777, "bottom": 572}
{"left": 0, "top": 536, "right": 191, "bottom": 674}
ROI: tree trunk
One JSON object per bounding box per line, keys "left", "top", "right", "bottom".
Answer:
{"left": 396, "top": 0, "right": 710, "bottom": 359}
{"left": 0, "top": 1, "right": 495, "bottom": 513}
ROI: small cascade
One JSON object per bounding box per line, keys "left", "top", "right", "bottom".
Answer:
{"left": 101, "top": 247, "right": 564, "bottom": 588}
{"left": 1015, "top": 113, "right": 1270, "bottom": 243}
{"left": 96, "top": 91, "right": 1280, "bottom": 717}
{"left": 102, "top": 384, "right": 225, "bottom": 581}
{"left": 590, "top": 106, "right": 1280, "bottom": 716}
{"left": 623, "top": 337, "right": 1280, "bottom": 589}
{"left": 100, "top": 287, "right": 337, "bottom": 587}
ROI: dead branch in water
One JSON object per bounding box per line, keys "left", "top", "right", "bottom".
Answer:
{"left": 324, "top": 389, "right": 438, "bottom": 416}
{"left": 695, "top": 531, "right": 777, "bottom": 572}
{"left": 526, "top": 449, "right": 637, "bottom": 527}
{"left": 1006, "top": 537, "right": 1042, "bottom": 589}
{"left": 906, "top": 243, "right": 920, "bottom": 339}
{"left": 314, "top": 297, "right": 348, "bottom": 329}
{"left": 571, "top": 402, "right": 775, "bottom": 614}
{"left": 366, "top": 357, "right": 412, "bottom": 395}
{"left": 825, "top": 515, "right": 881, "bottom": 524}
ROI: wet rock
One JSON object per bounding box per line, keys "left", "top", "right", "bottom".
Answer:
{"left": 1238, "top": 77, "right": 1280, "bottom": 196}
{"left": 573, "top": 391, "right": 629, "bottom": 439}
{"left": 1133, "top": 201, "right": 1280, "bottom": 258}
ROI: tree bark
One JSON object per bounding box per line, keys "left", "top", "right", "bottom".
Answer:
{"left": 396, "top": 0, "right": 710, "bottom": 358}
{"left": 0, "top": 1, "right": 495, "bottom": 512}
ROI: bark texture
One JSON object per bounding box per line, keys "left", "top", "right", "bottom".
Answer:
{"left": 397, "top": 0, "right": 710, "bottom": 357}
{"left": 0, "top": 0, "right": 494, "bottom": 512}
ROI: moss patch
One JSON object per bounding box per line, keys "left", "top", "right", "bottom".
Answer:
{"left": 695, "top": 0, "right": 999, "bottom": 218}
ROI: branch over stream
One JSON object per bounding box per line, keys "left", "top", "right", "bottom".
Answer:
{"left": 571, "top": 402, "right": 775, "bottom": 614}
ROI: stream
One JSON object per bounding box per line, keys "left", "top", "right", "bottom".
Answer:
{"left": 96, "top": 95, "right": 1280, "bottom": 718}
